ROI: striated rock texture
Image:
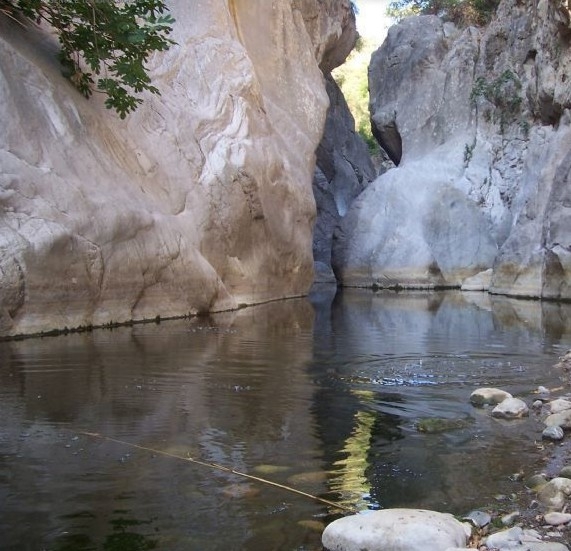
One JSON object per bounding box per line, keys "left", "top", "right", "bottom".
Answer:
{"left": 334, "top": 0, "right": 571, "bottom": 298}
{"left": 0, "top": 0, "right": 356, "bottom": 336}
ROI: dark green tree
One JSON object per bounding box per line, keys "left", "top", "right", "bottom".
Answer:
{"left": 1, "top": 0, "right": 175, "bottom": 118}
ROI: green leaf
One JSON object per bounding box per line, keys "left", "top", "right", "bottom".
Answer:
{"left": 7, "top": 0, "right": 175, "bottom": 117}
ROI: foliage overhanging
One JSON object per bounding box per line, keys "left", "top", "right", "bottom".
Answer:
{"left": 1, "top": 0, "right": 175, "bottom": 118}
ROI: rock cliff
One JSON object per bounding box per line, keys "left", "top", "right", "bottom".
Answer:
{"left": 313, "top": 73, "right": 377, "bottom": 284}
{"left": 334, "top": 0, "right": 571, "bottom": 299}
{"left": 0, "top": 0, "right": 355, "bottom": 336}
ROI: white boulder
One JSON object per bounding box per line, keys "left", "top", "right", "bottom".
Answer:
{"left": 470, "top": 388, "right": 513, "bottom": 407}
{"left": 545, "top": 410, "right": 571, "bottom": 430}
{"left": 485, "top": 526, "right": 569, "bottom": 550}
{"left": 544, "top": 512, "right": 571, "bottom": 526}
{"left": 491, "top": 397, "right": 529, "bottom": 419}
{"left": 321, "top": 509, "right": 470, "bottom": 551}
{"left": 537, "top": 477, "right": 571, "bottom": 510}
{"left": 549, "top": 398, "right": 571, "bottom": 414}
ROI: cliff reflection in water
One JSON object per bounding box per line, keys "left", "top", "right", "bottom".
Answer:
{"left": 1, "top": 289, "right": 571, "bottom": 550}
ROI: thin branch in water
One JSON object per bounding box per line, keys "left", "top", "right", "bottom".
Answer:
{"left": 80, "top": 431, "right": 357, "bottom": 514}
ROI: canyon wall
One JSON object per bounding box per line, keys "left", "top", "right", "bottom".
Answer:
{"left": 0, "top": 0, "right": 356, "bottom": 336}
{"left": 313, "top": 73, "right": 377, "bottom": 283}
{"left": 334, "top": 0, "right": 571, "bottom": 299}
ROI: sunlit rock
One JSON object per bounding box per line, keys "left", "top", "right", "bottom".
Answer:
{"left": 470, "top": 388, "right": 512, "bottom": 407}
{"left": 549, "top": 398, "right": 571, "bottom": 414}
{"left": 335, "top": 0, "right": 571, "bottom": 299}
{"left": 483, "top": 526, "right": 568, "bottom": 550}
{"left": 501, "top": 511, "right": 521, "bottom": 526}
{"left": 491, "top": 397, "right": 529, "bottom": 419}
{"left": 544, "top": 512, "right": 571, "bottom": 526}
{"left": 537, "top": 477, "right": 571, "bottom": 510}
{"left": 0, "top": 0, "right": 355, "bottom": 337}
{"left": 321, "top": 509, "right": 470, "bottom": 551}
{"left": 463, "top": 510, "right": 491, "bottom": 528}
{"left": 545, "top": 410, "right": 571, "bottom": 430}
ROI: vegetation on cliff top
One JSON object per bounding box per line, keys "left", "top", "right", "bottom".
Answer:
{"left": 332, "top": 37, "right": 380, "bottom": 155}
{"left": 387, "top": 0, "right": 499, "bottom": 26}
{"left": 1, "top": 0, "right": 174, "bottom": 118}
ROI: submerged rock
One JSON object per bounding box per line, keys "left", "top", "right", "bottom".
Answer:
{"left": 321, "top": 509, "right": 470, "bottom": 551}
{"left": 415, "top": 417, "right": 473, "bottom": 433}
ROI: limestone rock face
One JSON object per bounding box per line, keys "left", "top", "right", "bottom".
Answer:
{"left": 0, "top": 0, "right": 354, "bottom": 336}
{"left": 334, "top": 1, "right": 571, "bottom": 297}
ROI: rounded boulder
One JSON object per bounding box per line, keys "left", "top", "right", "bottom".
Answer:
{"left": 491, "top": 397, "right": 529, "bottom": 419}
{"left": 321, "top": 508, "right": 470, "bottom": 551}
{"left": 470, "top": 388, "right": 512, "bottom": 407}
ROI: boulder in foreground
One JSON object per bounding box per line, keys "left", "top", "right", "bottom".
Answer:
{"left": 321, "top": 508, "right": 470, "bottom": 551}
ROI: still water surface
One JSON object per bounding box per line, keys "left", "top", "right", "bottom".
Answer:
{"left": 1, "top": 289, "right": 571, "bottom": 550}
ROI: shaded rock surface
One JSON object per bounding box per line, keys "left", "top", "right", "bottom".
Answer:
{"left": 0, "top": 0, "right": 356, "bottom": 336}
{"left": 333, "top": 0, "right": 571, "bottom": 298}
{"left": 312, "top": 74, "right": 377, "bottom": 281}
{"left": 543, "top": 425, "right": 565, "bottom": 441}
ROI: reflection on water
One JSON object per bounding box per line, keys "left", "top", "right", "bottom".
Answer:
{"left": 1, "top": 289, "right": 571, "bottom": 550}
